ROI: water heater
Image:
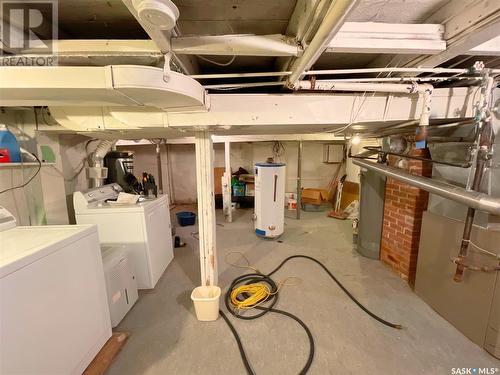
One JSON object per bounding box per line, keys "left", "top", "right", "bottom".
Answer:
{"left": 254, "top": 162, "right": 286, "bottom": 238}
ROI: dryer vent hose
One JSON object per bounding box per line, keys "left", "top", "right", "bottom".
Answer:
{"left": 91, "top": 140, "right": 116, "bottom": 167}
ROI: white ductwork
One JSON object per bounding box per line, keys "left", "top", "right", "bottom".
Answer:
{"left": 0, "top": 65, "right": 208, "bottom": 111}
{"left": 131, "top": 0, "right": 179, "bottom": 30}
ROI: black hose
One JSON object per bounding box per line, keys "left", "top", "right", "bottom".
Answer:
{"left": 220, "top": 255, "right": 402, "bottom": 375}
{"left": 267, "top": 255, "right": 402, "bottom": 330}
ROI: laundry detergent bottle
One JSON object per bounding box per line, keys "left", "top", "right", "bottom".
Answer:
{"left": 0, "top": 124, "right": 21, "bottom": 163}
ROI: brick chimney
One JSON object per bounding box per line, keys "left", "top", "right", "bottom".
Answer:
{"left": 380, "top": 148, "right": 432, "bottom": 286}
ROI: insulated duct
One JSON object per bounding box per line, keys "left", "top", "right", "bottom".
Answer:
{"left": 352, "top": 158, "right": 500, "bottom": 216}
{"left": 89, "top": 140, "right": 117, "bottom": 188}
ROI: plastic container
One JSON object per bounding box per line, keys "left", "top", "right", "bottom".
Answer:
{"left": 176, "top": 211, "right": 196, "bottom": 226}
{"left": 191, "top": 286, "right": 221, "bottom": 321}
{"left": 232, "top": 182, "right": 245, "bottom": 197}
{"left": 0, "top": 124, "right": 21, "bottom": 163}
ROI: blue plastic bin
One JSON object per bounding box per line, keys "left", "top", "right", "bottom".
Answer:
{"left": 176, "top": 211, "right": 196, "bottom": 226}
{"left": 0, "top": 125, "right": 21, "bottom": 163}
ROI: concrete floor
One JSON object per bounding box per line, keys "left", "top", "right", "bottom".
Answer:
{"left": 108, "top": 206, "right": 499, "bottom": 375}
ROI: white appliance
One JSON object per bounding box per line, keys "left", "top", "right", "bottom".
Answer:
{"left": 73, "top": 183, "right": 174, "bottom": 289}
{"left": 254, "top": 162, "right": 286, "bottom": 238}
{"left": 101, "top": 245, "right": 139, "bottom": 327}
{"left": 0, "top": 207, "right": 111, "bottom": 375}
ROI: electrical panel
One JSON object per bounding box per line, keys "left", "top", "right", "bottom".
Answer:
{"left": 323, "top": 144, "right": 343, "bottom": 163}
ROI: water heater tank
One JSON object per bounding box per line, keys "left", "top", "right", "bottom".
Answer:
{"left": 254, "top": 162, "right": 286, "bottom": 239}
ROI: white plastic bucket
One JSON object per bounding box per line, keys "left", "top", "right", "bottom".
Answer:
{"left": 190, "top": 286, "right": 221, "bottom": 321}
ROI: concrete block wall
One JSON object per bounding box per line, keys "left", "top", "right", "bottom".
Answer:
{"left": 380, "top": 148, "right": 432, "bottom": 286}
{"left": 122, "top": 141, "right": 345, "bottom": 204}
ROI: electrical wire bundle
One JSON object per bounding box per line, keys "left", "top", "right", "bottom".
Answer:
{"left": 220, "top": 254, "right": 402, "bottom": 375}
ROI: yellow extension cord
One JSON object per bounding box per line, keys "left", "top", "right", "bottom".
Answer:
{"left": 225, "top": 252, "right": 300, "bottom": 310}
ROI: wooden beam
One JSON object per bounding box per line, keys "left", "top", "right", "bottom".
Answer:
{"left": 327, "top": 22, "right": 445, "bottom": 54}
{"left": 286, "top": 0, "right": 359, "bottom": 86}
{"left": 276, "top": 0, "right": 331, "bottom": 72}
{"left": 19, "top": 21, "right": 467, "bottom": 62}
{"left": 403, "top": 0, "right": 500, "bottom": 67}
{"left": 83, "top": 332, "right": 129, "bottom": 375}
{"left": 116, "top": 134, "right": 346, "bottom": 146}
{"left": 467, "top": 35, "right": 500, "bottom": 56}
{"left": 194, "top": 131, "right": 217, "bottom": 286}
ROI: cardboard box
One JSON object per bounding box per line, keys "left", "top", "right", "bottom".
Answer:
{"left": 245, "top": 183, "right": 255, "bottom": 196}
{"left": 301, "top": 188, "right": 329, "bottom": 205}
{"left": 340, "top": 181, "right": 359, "bottom": 210}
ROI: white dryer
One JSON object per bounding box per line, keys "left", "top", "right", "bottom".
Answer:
{"left": 73, "top": 183, "right": 174, "bottom": 289}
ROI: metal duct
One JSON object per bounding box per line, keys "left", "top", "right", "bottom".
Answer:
{"left": 352, "top": 159, "right": 500, "bottom": 216}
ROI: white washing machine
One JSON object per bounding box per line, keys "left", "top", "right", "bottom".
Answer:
{"left": 0, "top": 207, "right": 111, "bottom": 375}
{"left": 74, "top": 184, "right": 174, "bottom": 289}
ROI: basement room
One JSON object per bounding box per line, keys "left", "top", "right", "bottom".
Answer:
{"left": 0, "top": 0, "right": 499, "bottom": 374}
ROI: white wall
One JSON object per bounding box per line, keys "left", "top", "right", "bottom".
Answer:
{"left": 345, "top": 138, "right": 380, "bottom": 183}
{"left": 0, "top": 109, "right": 54, "bottom": 225}
{"left": 0, "top": 108, "right": 95, "bottom": 225}
{"left": 121, "top": 141, "right": 345, "bottom": 204}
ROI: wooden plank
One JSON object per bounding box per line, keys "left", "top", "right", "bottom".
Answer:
{"left": 195, "top": 131, "right": 218, "bottom": 286}
{"left": 83, "top": 332, "right": 129, "bottom": 375}
{"left": 214, "top": 167, "right": 225, "bottom": 195}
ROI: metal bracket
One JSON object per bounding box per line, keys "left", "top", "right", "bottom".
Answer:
{"left": 163, "top": 52, "right": 172, "bottom": 83}
{"left": 452, "top": 256, "right": 500, "bottom": 273}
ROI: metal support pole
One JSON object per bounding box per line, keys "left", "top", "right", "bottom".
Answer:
{"left": 296, "top": 140, "right": 302, "bottom": 219}
{"left": 165, "top": 144, "right": 175, "bottom": 204}
{"left": 155, "top": 142, "right": 163, "bottom": 195}
{"left": 454, "top": 72, "right": 495, "bottom": 282}
{"left": 195, "top": 131, "right": 218, "bottom": 286}
{"left": 223, "top": 140, "right": 232, "bottom": 223}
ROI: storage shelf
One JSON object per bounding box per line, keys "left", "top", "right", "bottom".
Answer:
{"left": 0, "top": 162, "right": 55, "bottom": 168}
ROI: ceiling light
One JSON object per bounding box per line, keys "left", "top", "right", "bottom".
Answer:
{"left": 351, "top": 135, "right": 361, "bottom": 145}
{"left": 132, "top": 0, "right": 179, "bottom": 31}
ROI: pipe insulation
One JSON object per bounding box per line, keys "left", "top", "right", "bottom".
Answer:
{"left": 352, "top": 159, "right": 500, "bottom": 216}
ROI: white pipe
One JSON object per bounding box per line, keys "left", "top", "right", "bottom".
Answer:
{"left": 286, "top": 0, "right": 359, "bottom": 87}
{"left": 296, "top": 81, "right": 431, "bottom": 93}
{"left": 204, "top": 82, "right": 284, "bottom": 90}
{"left": 294, "top": 77, "right": 475, "bottom": 83}
{"left": 419, "top": 86, "right": 433, "bottom": 126}
{"left": 203, "top": 77, "right": 474, "bottom": 90}
{"left": 190, "top": 66, "right": 493, "bottom": 80}
{"left": 306, "top": 67, "right": 473, "bottom": 75}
